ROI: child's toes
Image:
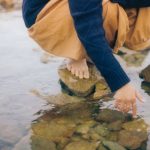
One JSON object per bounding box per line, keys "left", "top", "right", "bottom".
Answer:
{"left": 66, "top": 64, "right": 71, "bottom": 71}
{"left": 75, "top": 69, "right": 79, "bottom": 77}
{"left": 84, "top": 69, "right": 90, "bottom": 79}
{"left": 79, "top": 71, "right": 84, "bottom": 79}
{"left": 71, "top": 68, "right": 76, "bottom": 75}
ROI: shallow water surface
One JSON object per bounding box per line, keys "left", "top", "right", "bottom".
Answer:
{"left": 0, "top": 11, "right": 150, "bottom": 150}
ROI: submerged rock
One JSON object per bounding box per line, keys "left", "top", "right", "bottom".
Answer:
{"left": 141, "top": 81, "right": 150, "bottom": 96}
{"left": 71, "top": 135, "right": 83, "bottom": 142}
{"left": 93, "top": 124, "right": 110, "bottom": 137}
{"left": 92, "top": 81, "right": 110, "bottom": 100}
{"left": 118, "top": 130, "right": 148, "bottom": 149}
{"left": 31, "top": 103, "right": 148, "bottom": 150}
{"left": 75, "top": 120, "right": 96, "bottom": 134}
{"left": 108, "top": 120, "right": 122, "bottom": 131}
{"left": 121, "top": 52, "right": 147, "bottom": 67}
{"left": 102, "top": 141, "right": 126, "bottom": 150}
{"left": 31, "top": 102, "right": 95, "bottom": 144}
{"left": 89, "top": 132, "right": 103, "bottom": 141}
{"left": 97, "top": 144, "right": 107, "bottom": 150}
{"left": 57, "top": 138, "right": 70, "bottom": 150}
{"left": 140, "top": 65, "right": 150, "bottom": 83}
{"left": 58, "top": 65, "right": 109, "bottom": 97}
{"left": 106, "top": 132, "right": 118, "bottom": 142}
{"left": 32, "top": 119, "right": 75, "bottom": 143}
{"left": 64, "top": 140, "right": 98, "bottom": 150}
{"left": 122, "top": 119, "right": 148, "bottom": 132}
{"left": 96, "top": 109, "right": 132, "bottom": 123}
{"left": 31, "top": 136, "right": 57, "bottom": 150}
{"left": 140, "top": 61, "right": 150, "bottom": 96}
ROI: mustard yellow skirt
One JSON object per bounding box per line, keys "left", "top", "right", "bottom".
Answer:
{"left": 28, "top": 0, "right": 150, "bottom": 60}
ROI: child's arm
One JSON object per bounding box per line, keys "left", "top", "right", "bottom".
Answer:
{"left": 68, "top": 0, "right": 143, "bottom": 116}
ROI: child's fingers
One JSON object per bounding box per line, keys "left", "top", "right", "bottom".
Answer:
{"left": 114, "top": 99, "right": 121, "bottom": 108}
{"left": 136, "top": 91, "right": 144, "bottom": 103}
{"left": 123, "top": 102, "right": 131, "bottom": 113}
{"left": 83, "top": 69, "right": 89, "bottom": 79}
{"left": 114, "top": 99, "right": 128, "bottom": 113}
{"left": 132, "top": 100, "right": 137, "bottom": 117}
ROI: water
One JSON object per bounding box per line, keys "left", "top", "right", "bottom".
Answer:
{"left": 0, "top": 11, "right": 150, "bottom": 150}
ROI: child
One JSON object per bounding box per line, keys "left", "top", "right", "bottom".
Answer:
{"left": 22, "top": 0, "right": 150, "bottom": 116}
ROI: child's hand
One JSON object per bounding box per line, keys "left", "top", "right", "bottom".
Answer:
{"left": 114, "top": 83, "right": 143, "bottom": 117}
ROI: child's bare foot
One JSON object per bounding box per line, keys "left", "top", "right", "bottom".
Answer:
{"left": 66, "top": 58, "right": 90, "bottom": 79}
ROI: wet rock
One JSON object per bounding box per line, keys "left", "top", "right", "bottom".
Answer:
{"left": 31, "top": 136, "right": 57, "bottom": 150}
{"left": 136, "top": 142, "right": 147, "bottom": 150}
{"left": 81, "top": 134, "right": 91, "bottom": 140}
{"left": 118, "top": 130, "right": 148, "bottom": 149}
{"left": 88, "top": 128, "right": 105, "bottom": 141}
{"left": 122, "top": 119, "right": 148, "bottom": 132}
{"left": 106, "top": 132, "right": 118, "bottom": 142}
{"left": 0, "top": 0, "right": 14, "bottom": 9}
{"left": 92, "top": 81, "right": 110, "bottom": 100}
{"left": 64, "top": 140, "right": 98, "bottom": 150}
{"left": 71, "top": 135, "right": 83, "bottom": 142}
{"left": 108, "top": 120, "right": 122, "bottom": 131}
{"left": 96, "top": 109, "right": 132, "bottom": 123}
{"left": 75, "top": 120, "right": 97, "bottom": 134}
{"left": 139, "top": 56, "right": 150, "bottom": 95}
{"left": 102, "top": 141, "right": 126, "bottom": 150}
{"left": 97, "top": 144, "right": 107, "bottom": 150}
{"left": 30, "top": 100, "right": 148, "bottom": 150}
{"left": 32, "top": 108, "right": 76, "bottom": 142}
{"left": 89, "top": 132, "right": 102, "bottom": 141}
{"left": 57, "top": 138, "right": 70, "bottom": 150}
{"left": 58, "top": 65, "right": 104, "bottom": 97}
{"left": 93, "top": 124, "right": 109, "bottom": 137}
{"left": 122, "top": 52, "right": 147, "bottom": 67}
{"left": 31, "top": 102, "right": 96, "bottom": 145}
{"left": 140, "top": 65, "right": 150, "bottom": 83}
{"left": 141, "top": 81, "right": 150, "bottom": 95}
{"left": 117, "top": 50, "right": 127, "bottom": 56}
{"left": 75, "top": 125, "right": 90, "bottom": 135}
{"left": 32, "top": 118, "right": 76, "bottom": 142}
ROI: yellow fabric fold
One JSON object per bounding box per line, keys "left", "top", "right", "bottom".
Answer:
{"left": 28, "top": 0, "right": 150, "bottom": 60}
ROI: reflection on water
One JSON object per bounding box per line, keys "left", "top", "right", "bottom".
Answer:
{"left": 0, "top": 10, "right": 150, "bottom": 150}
